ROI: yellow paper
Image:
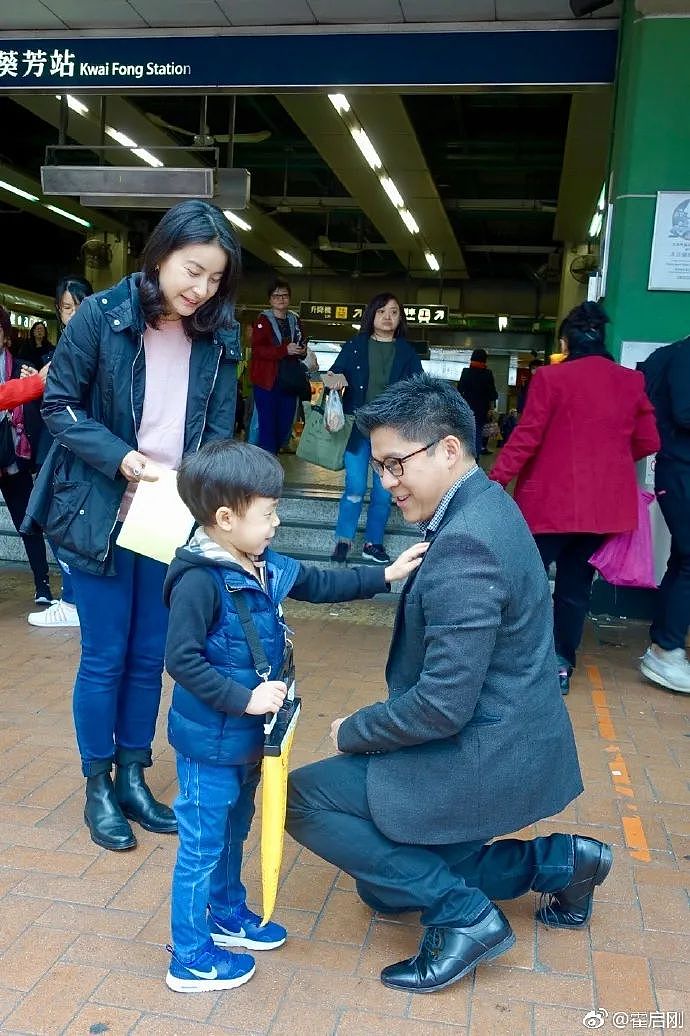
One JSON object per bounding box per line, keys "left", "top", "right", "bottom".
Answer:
{"left": 116, "top": 467, "right": 194, "bottom": 565}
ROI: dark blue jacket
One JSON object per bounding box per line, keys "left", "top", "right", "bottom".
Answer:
{"left": 163, "top": 546, "right": 388, "bottom": 767}
{"left": 329, "top": 332, "right": 423, "bottom": 416}
{"left": 22, "top": 273, "right": 240, "bottom": 575}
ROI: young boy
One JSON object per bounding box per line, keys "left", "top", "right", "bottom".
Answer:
{"left": 163, "top": 439, "right": 427, "bottom": 993}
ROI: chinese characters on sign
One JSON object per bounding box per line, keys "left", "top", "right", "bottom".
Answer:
{"left": 0, "top": 48, "right": 75, "bottom": 78}
{"left": 299, "top": 302, "right": 448, "bottom": 325}
{"left": 581, "top": 1008, "right": 684, "bottom": 1030}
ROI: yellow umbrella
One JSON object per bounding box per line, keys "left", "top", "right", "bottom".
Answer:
{"left": 260, "top": 692, "right": 301, "bottom": 927}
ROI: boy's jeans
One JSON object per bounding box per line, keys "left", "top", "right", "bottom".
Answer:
{"left": 335, "top": 434, "right": 392, "bottom": 546}
{"left": 171, "top": 754, "right": 261, "bottom": 962}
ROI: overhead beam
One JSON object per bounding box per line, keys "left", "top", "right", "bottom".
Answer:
{"left": 554, "top": 90, "right": 613, "bottom": 243}
{"left": 10, "top": 94, "right": 332, "bottom": 275}
{"left": 278, "top": 93, "right": 467, "bottom": 279}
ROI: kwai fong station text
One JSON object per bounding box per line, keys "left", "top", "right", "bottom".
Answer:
{"left": 80, "top": 61, "right": 192, "bottom": 78}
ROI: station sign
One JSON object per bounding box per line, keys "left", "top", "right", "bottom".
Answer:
{"left": 0, "top": 30, "right": 617, "bottom": 91}
{"left": 300, "top": 302, "right": 448, "bottom": 326}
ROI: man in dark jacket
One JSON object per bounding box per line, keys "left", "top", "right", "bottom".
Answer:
{"left": 640, "top": 337, "right": 690, "bottom": 693}
{"left": 457, "top": 348, "right": 498, "bottom": 457}
{"left": 287, "top": 374, "right": 612, "bottom": 994}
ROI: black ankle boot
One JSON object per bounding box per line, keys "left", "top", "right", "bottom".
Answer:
{"left": 84, "top": 772, "right": 137, "bottom": 851}
{"left": 114, "top": 762, "right": 177, "bottom": 834}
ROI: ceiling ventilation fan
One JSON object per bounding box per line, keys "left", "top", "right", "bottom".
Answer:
{"left": 144, "top": 112, "right": 271, "bottom": 146}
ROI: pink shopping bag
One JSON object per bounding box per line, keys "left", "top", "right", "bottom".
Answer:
{"left": 588, "top": 489, "right": 656, "bottom": 589}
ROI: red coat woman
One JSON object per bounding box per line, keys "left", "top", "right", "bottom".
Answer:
{"left": 490, "top": 302, "right": 659, "bottom": 692}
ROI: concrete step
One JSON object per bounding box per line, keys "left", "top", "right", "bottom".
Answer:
{"left": 273, "top": 521, "right": 415, "bottom": 560}
{"left": 278, "top": 488, "right": 410, "bottom": 530}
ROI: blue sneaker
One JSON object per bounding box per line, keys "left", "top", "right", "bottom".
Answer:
{"left": 209, "top": 904, "right": 287, "bottom": 951}
{"left": 165, "top": 942, "right": 255, "bottom": 993}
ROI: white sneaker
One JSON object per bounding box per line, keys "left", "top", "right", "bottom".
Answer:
{"left": 640, "top": 646, "right": 690, "bottom": 693}
{"left": 27, "top": 600, "right": 80, "bottom": 628}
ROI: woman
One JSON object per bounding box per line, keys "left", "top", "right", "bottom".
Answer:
{"left": 25, "top": 320, "right": 54, "bottom": 368}
{"left": 0, "top": 307, "right": 53, "bottom": 604}
{"left": 324, "top": 293, "right": 422, "bottom": 565}
{"left": 26, "top": 200, "right": 241, "bottom": 851}
{"left": 27, "top": 276, "right": 94, "bottom": 630}
{"left": 490, "top": 302, "right": 659, "bottom": 694}
{"left": 249, "top": 278, "right": 308, "bottom": 454}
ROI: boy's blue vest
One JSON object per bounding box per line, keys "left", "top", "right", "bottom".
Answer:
{"left": 167, "top": 550, "right": 300, "bottom": 766}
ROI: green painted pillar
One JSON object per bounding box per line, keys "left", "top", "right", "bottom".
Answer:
{"left": 602, "top": 1, "right": 690, "bottom": 358}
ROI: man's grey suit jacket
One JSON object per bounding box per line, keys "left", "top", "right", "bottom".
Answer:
{"left": 337, "top": 468, "right": 583, "bottom": 845}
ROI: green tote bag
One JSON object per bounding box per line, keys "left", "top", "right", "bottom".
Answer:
{"left": 296, "top": 399, "right": 354, "bottom": 471}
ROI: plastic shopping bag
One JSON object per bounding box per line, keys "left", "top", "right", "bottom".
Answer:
{"left": 323, "top": 388, "right": 345, "bottom": 432}
{"left": 588, "top": 489, "right": 656, "bottom": 589}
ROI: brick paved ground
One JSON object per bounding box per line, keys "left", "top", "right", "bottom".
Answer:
{"left": 0, "top": 567, "right": 687, "bottom": 1035}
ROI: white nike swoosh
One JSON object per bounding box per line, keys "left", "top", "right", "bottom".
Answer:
{"left": 188, "top": 965, "right": 218, "bottom": 979}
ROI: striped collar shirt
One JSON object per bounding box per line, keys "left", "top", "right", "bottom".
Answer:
{"left": 418, "top": 465, "right": 479, "bottom": 538}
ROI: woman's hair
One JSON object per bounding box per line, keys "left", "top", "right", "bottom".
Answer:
{"left": 29, "top": 321, "right": 51, "bottom": 349}
{"left": 177, "top": 439, "right": 284, "bottom": 525}
{"left": 139, "top": 200, "right": 241, "bottom": 336}
{"left": 0, "top": 306, "right": 12, "bottom": 341}
{"left": 356, "top": 373, "right": 476, "bottom": 458}
{"left": 558, "top": 301, "right": 611, "bottom": 361}
{"left": 360, "top": 292, "right": 408, "bottom": 339}
{"left": 55, "top": 275, "right": 93, "bottom": 326}
{"left": 470, "top": 348, "right": 488, "bottom": 363}
{"left": 267, "top": 278, "right": 291, "bottom": 299}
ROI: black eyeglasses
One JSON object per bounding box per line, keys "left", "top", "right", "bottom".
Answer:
{"left": 370, "top": 439, "right": 440, "bottom": 479}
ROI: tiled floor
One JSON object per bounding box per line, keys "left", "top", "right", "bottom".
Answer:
{"left": 0, "top": 567, "right": 687, "bottom": 1035}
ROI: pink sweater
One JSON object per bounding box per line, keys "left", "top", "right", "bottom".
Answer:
{"left": 119, "top": 319, "right": 192, "bottom": 519}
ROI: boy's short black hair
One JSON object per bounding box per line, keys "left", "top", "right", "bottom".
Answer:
{"left": 177, "top": 440, "right": 284, "bottom": 525}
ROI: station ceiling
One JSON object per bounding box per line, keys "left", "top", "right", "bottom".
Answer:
{"left": 0, "top": 2, "right": 619, "bottom": 298}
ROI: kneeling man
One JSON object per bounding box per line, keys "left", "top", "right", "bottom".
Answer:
{"left": 287, "top": 374, "right": 611, "bottom": 993}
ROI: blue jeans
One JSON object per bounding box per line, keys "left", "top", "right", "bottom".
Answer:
{"left": 70, "top": 545, "right": 169, "bottom": 776}
{"left": 47, "top": 536, "right": 74, "bottom": 605}
{"left": 254, "top": 384, "right": 297, "bottom": 455}
{"left": 335, "top": 434, "right": 391, "bottom": 546}
{"left": 287, "top": 754, "right": 576, "bottom": 927}
{"left": 171, "top": 755, "right": 261, "bottom": 962}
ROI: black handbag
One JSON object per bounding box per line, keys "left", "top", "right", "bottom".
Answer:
{"left": 277, "top": 357, "right": 312, "bottom": 401}
{"left": 0, "top": 415, "right": 16, "bottom": 468}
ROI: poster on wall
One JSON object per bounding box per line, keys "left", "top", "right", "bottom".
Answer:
{"left": 648, "top": 191, "right": 690, "bottom": 291}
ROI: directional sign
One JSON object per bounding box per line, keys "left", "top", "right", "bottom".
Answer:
{"left": 299, "top": 302, "right": 364, "bottom": 322}
{"left": 300, "top": 302, "right": 448, "bottom": 325}
{"left": 403, "top": 305, "right": 448, "bottom": 326}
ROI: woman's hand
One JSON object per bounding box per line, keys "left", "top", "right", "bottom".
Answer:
{"left": 119, "top": 450, "right": 159, "bottom": 483}
{"left": 287, "top": 342, "right": 306, "bottom": 357}
{"left": 323, "top": 371, "right": 348, "bottom": 390}
{"left": 20, "top": 364, "right": 37, "bottom": 379}
{"left": 246, "top": 680, "right": 287, "bottom": 716}
{"left": 384, "top": 542, "right": 430, "bottom": 583}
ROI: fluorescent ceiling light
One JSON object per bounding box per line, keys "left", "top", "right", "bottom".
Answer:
{"left": 425, "top": 251, "right": 440, "bottom": 272}
{"left": 275, "top": 248, "right": 303, "bottom": 268}
{"left": 589, "top": 211, "right": 603, "bottom": 238}
{"left": 0, "top": 179, "right": 38, "bottom": 202}
{"left": 400, "top": 210, "right": 420, "bottom": 234}
{"left": 597, "top": 183, "right": 606, "bottom": 210}
{"left": 224, "top": 210, "right": 252, "bottom": 232}
{"left": 56, "top": 94, "right": 89, "bottom": 115}
{"left": 350, "top": 127, "right": 381, "bottom": 171}
{"left": 44, "top": 204, "right": 90, "bottom": 227}
{"left": 328, "top": 93, "right": 350, "bottom": 114}
{"left": 106, "top": 127, "right": 137, "bottom": 148}
{"left": 498, "top": 315, "right": 508, "bottom": 331}
{"left": 351, "top": 323, "right": 361, "bottom": 330}
{"left": 132, "top": 148, "right": 164, "bottom": 168}
{"left": 380, "top": 176, "right": 404, "bottom": 209}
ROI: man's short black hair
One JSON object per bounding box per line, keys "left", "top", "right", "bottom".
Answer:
{"left": 355, "top": 373, "right": 476, "bottom": 457}
{"left": 177, "top": 440, "right": 284, "bottom": 525}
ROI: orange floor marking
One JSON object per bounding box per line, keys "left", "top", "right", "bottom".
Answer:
{"left": 586, "top": 664, "right": 651, "bottom": 863}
